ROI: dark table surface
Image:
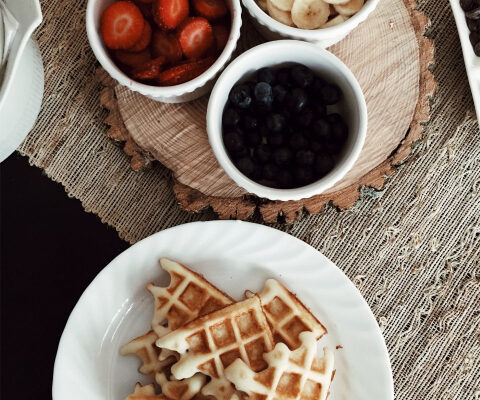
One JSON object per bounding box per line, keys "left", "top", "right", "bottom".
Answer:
{"left": 1, "top": 153, "right": 130, "bottom": 399}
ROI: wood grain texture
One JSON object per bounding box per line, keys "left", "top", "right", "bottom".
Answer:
{"left": 100, "top": 0, "right": 436, "bottom": 222}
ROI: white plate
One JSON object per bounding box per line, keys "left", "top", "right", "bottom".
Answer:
{"left": 52, "top": 221, "right": 393, "bottom": 400}
{"left": 450, "top": 0, "right": 480, "bottom": 126}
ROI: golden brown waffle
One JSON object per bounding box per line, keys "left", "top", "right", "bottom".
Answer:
{"left": 224, "top": 331, "right": 334, "bottom": 400}
{"left": 246, "top": 279, "right": 326, "bottom": 349}
{"left": 157, "top": 296, "right": 275, "bottom": 400}
{"left": 156, "top": 296, "right": 274, "bottom": 380}
{"left": 125, "top": 383, "right": 170, "bottom": 400}
{"left": 155, "top": 372, "right": 207, "bottom": 400}
{"left": 120, "top": 331, "right": 175, "bottom": 377}
{"left": 147, "top": 258, "right": 234, "bottom": 337}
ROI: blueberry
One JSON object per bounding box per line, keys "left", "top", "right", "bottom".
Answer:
{"left": 246, "top": 131, "right": 261, "bottom": 147}
{"left": 331, "top": 120, "right": 348, "bottom": 143}
{"left": 254, "top": 82, "right": 274, "bottom": 108}
{"left": 326, "top": 113, "right": 343, "bottom": 124}
{"left": 273, "top": 85, "right": 288, "bottom": 104}
{"left": 243, "top": 114, "right": 259, "bottom": 131}
{"left": 266, "top": 113, "right": 286, "bottom": 132}
{"left": 276, "top": 170, "right": 294, "bottom": 189}
{"left": 251, "top": 163, "right": 264, "bottom": 180}
{"left": 223, "top": 108, "right": 240, "bottom": 126}
{"left": 466, "top": 7, "right": 480, "bottom": 19}
{"left": 236, "top": 157, "right": 255, "bottom": 176}
{"left": 273, "top": 147, "right": 293, "bottom": 166}
{"left": 291, "top": 64, "right": 314, "bottom": 88}
{"left": 470, "top": 31, "right": 480, "bottom": 47}
{"left": 467, "top": 17, "right": 480, "bottom": 31}
{"left": 229, "top": 84, "right": 252, "bottom": 109}
{"left": 310, "top": 77, "right": 326, "bottom": 94}
{"left": 294, "top": 166, "right": 315, "bottom": 186}
{"left": 268, "top": 133, "right": 284, "bottom": 146}
{"left": 311, "top": 141, "right": 323, "bottom": 153}
{"left": 296, "top": 149, "right": 315, "bottom": 166}
{"left": 287, "top": 88, "right": 309, "bottom": 113}
{"left": 254, "top": 144, "right": 272, "bottom": 163}
{"left": 224, "top": 131, "right": 244, "bottom": 153}
{"left": 315, "top": 153, "right": 335, "bottom": 176}
{"left": 257, "top": 67, "right": 276, "bottom": 84}
{"left": 276, "top": 68, "right": 291, "bottom": 86}
{"left": 320, "top": 84, "right": 342, "bottom": 105}
{"left": 289, "top": 133, "right": 309, "bottom": 150}
{"left": 263, "top": 163, "right": 280, "bottom": 180}
{"left": 258, "top": 179, "right": 277, "bottom": 188}
{"left": 326, "top": 141, "right": 343, "bottom": 154}
{"left": 258, "top": 124, "right": 270, "bottom": 138}
{"left": 312, "top": 119, "right": 332, "bottom": 142}
{"left": 296, "top": 107, "right": 314, "bottom": 127}
{"left": 461, "top": 0, "right": 475, "bottom": 10}
{"left": 314, "top": 102, "right": 327, "bottom": 117}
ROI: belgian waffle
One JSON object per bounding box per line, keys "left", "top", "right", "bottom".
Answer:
{"left": 147, "top": 258, "right": 234, "bottom": 337}
{"left": 156, "top": 295, "right": 275, "bottom": 381}
{"left": 246, "top": 279, "right": 326, "bottom": 349}
{"left": 120, "top": 331, "right": 174, "bottom": 377}
{"left": 125, "top": 383, "right": 169, "bottom": 400}
{"left": 224, "top": 331, "right": 334, "bottom": 400}
{"left": 155, "top": 372, "right": 206, "bottom": 400}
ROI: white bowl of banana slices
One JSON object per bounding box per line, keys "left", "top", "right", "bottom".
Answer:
{"left": 242, "top": 0, "right": 379, "bottom": 47}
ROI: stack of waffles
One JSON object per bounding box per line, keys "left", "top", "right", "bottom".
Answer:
{"left": 121, "top": 259, "right": 335, "bottom": 400}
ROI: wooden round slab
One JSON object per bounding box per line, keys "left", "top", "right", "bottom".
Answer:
{"left": 99, "top": 0, "right": 435, "bottom": 222}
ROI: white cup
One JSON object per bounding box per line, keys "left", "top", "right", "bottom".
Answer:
{"left": 86, "top": 0, "right": 242, "bottom": 103}
{"left": 242, "top": 0, "right": 380, "bottom": 48}
{"left": 207, "top": 40, "right": 367, "bottom": 201}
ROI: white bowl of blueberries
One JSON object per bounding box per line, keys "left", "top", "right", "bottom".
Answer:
{"left": 207, "top": 40, "right": 367, "bottom": 201}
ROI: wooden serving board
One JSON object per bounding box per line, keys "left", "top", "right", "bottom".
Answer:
{"left": 99, "top": 0, "right": 436, "bottom": 222}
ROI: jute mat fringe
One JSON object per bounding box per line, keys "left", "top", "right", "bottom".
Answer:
{"left": 17, "top": 0, "right": 480, "bottom": 398}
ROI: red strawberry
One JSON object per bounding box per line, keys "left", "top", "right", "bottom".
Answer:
{"left": 151, "top": 31, "right": 183, "bottom": 64}
{"left": 135, "top": 0, "right": 153, "bottom": 3}
{"left": 157, "top": 57, "right": 215, "bottom": 85}
{"left": 177, "top": 17, "right": 214, "bottom": 60}
{"left": 127, "top": 21, "right": 152, "bottom": 52}
{"left": 152, "top": 0, "right": 189, "bottom": 30}
{"left": 132, "top": 56, "right": 166, "bottom": 80}
{"left": 212, "top": 23, "right": 229, "bottom": 52}
{"left": 101, "top": 1, "right": 145, "bottom": 49}
{"left": 192, "top": 0, "right": 227, "bottom": 20}
{"left": 114, "top": 48, "right": 151, "bottom": 68}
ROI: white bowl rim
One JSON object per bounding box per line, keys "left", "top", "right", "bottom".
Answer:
{"left": 242, "top": 0, "right": 380, "bottom": 40}
{"left": 85, "top": 0, "right": 242, "bottom": 99}
{"left": 207, "top": 40, "right": 367, "bottom": 201}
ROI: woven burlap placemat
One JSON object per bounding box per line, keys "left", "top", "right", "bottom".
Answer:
{"left": 19, "top": 0, "right": 480, "bottom": 397}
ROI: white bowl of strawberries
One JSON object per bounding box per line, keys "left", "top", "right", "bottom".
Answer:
{"left": 86, "top": 0, "right": 242, "bottom": 103}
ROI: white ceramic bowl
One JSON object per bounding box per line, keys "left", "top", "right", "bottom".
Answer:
{"left": 207, "top": 40, "right": 367, "bottom": 201}
{"left": 86, "top": 0, "right": 242, "bottom": 103}
{"left": 242, "top": 0, "right": 379, "bottom": 47}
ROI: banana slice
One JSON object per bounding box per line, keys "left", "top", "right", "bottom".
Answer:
{"left": 334, "top": 0, "right": 364, "bottom": 16}
{"left": 257, "top": 0, "right": 268, "bottom": 11}
{"left": 323, "top": 0, "right": 350, "bottom": 5}
{"left": 267, "top": 0, "right": 294, "bottom": 26}
{"left": 269, "top": 0, "right": 294, "bottom": 11}
{"left": 291, "top": 0, "right": 329, "bottom": 29}
{"left": 321, "top": 14, "right": 347, "bottom": 27}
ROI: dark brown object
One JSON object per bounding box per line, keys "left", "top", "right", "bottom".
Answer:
{"left": 467, "top": 17, "right": 480, "bottom": 31}
{"left": 466, "top": 7, "right": 480, "bottom": 19}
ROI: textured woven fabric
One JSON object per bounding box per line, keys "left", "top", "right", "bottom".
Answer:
{"left": 18, "top": 0, "right": 480, "bottom": 398}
